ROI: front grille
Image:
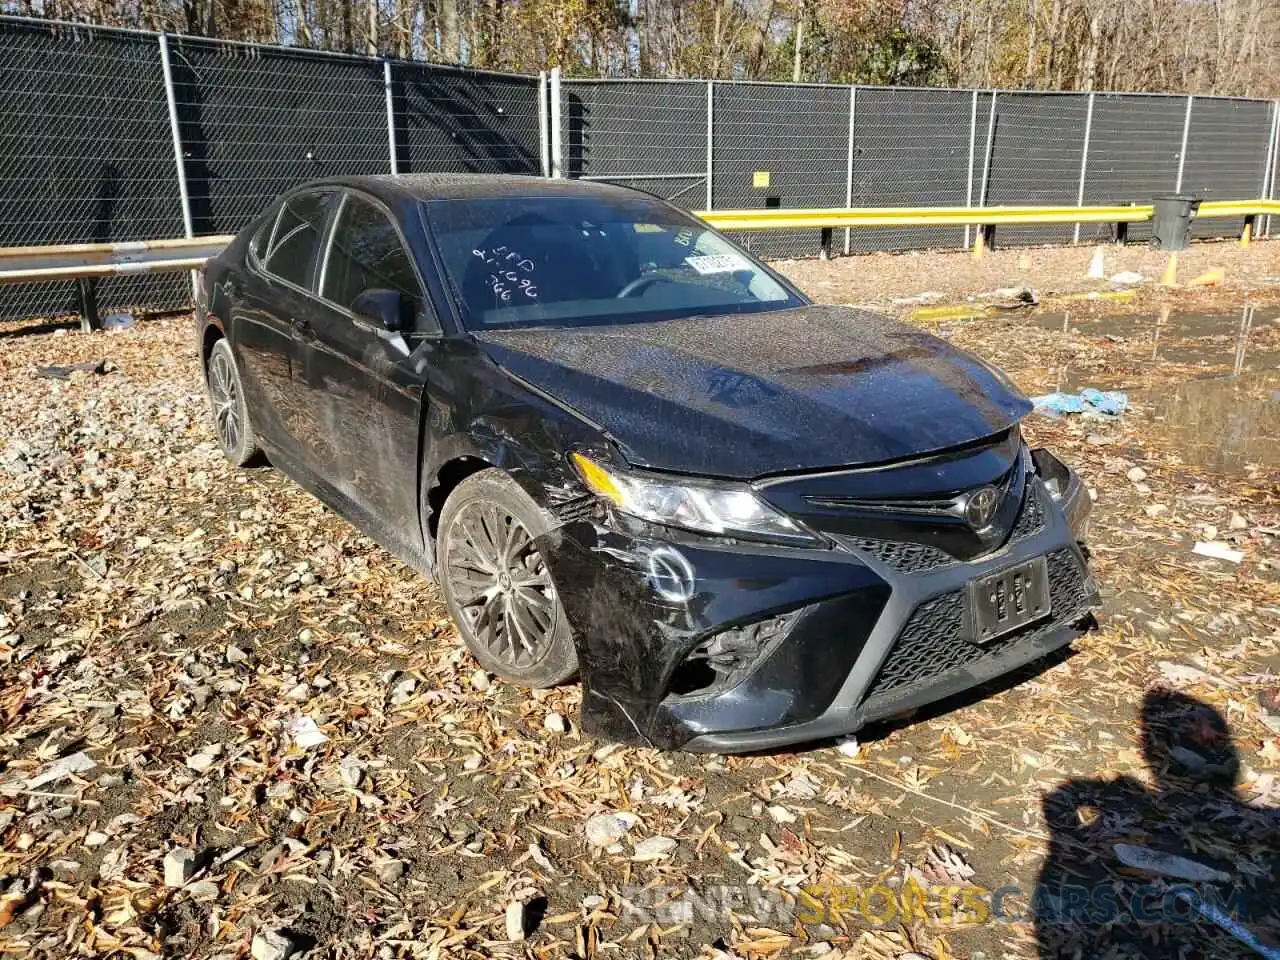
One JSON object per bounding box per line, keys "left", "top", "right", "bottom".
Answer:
{"left": 845, "top": 537, "right": 955, "bottom": 574}
{"left": 861, "top": 548, "right": 1090, "bottom": 702}
{"left": 843, "top": 484, "right": 1046, "bottom": 575}
{"left": 1009, "top": 485, "right": 1046, "bottom": 542}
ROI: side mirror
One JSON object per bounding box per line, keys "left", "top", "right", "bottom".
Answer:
{"left": 351, "top": 288, "right": 407, "bottom": 331}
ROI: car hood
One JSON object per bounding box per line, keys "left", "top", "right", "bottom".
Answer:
{"left": 474, "top": 305, "right": 1032, "bottom": 479}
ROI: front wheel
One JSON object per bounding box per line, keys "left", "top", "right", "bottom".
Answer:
{"left": 205, "top": 338, "right": 261, "bottom": 467}
{"left": 437, "top": 469, "right": 578, "bottom": 688}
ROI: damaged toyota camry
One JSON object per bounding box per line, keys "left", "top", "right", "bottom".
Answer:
{"left": 196, "top": 174, "right": 1098, "bottom": 752}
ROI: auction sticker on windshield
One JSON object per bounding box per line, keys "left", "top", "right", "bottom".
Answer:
{"left": 685, "top": 254, "right": 750, "bottom": 274}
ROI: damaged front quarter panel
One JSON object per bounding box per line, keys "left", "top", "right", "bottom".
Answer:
{"left": 535, "top": 513, "right": 891, "bottom": 750}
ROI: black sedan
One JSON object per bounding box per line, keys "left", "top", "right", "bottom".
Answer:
{"left": 196, "top": 174, "right": 1098, "bottom": 752}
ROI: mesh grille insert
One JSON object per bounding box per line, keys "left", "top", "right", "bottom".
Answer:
{"left": 862, "top": 548, "right": 1090, "bottom": 703}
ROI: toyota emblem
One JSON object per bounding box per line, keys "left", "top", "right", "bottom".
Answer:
{"left": 963, "top": 485, "right": 1000, "bottom": 531}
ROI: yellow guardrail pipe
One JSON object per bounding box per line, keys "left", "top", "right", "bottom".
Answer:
{"left": 698, "top": 200, "right": 1280, "bottom": 232}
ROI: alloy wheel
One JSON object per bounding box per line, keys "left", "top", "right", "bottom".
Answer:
{"left": 208, "top": 348, "right": 241, "bottom": 453}
{"left": 446, "top": 501, "right": 558, "bottom": 668}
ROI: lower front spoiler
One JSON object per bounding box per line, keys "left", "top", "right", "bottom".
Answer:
{"left": 681, "top": 612, "right": 1095, "bottom": 753}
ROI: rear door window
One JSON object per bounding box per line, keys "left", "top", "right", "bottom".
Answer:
{"left": 260, "top": 190, "right": 337, "bottom": 290}
{"left": 320, "top": 194, "right": 430, "bottom": 330}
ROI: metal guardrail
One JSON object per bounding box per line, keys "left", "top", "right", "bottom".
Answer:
{"left": 0, "top": 235, "right": 234, "bottom": 330}
{"left": 698, "top": 198, "right": 1280, "bottom": 256}
{"left": 1, "top": 197, "right": 1276, "bottom": 329}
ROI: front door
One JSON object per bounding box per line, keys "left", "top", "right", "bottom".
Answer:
{"left": 297, "top": 191, "right": 435, "bottom": 547}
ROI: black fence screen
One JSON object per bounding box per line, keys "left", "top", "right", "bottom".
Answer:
{"left": 1, "top": 12, "right": 1277, "bottom": 322}
{"left": 0, "top": 19, "right": 187, "bottom": 320}
{"left": 0, "top": 16, "right": 541, "bottom": 321}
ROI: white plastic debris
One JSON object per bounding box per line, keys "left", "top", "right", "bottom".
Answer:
{"left": 505, "top": 900, "right": 527, "bottom": 941}
{"left": 836, "top": 735, "right": 861, "bottom": 758}
{"left": 251, "top": 929, "right": 301, "bottom": 960}
{"left": 184, "top": 744, "right": 222, "bottom": 773}
{"left": 1193, "top": 541, "right": 1244, "bottom": 564}
{"left": 26, "top": 752, "right": 97, "bottom": 789}
{"left": 543, "top": 711, "right": 568, "bottom": 734}
{"left": 632, "top": 835, "right": 677, "bottom": 861}
{"left": 766, "top": 804, "right": 797, "bottom": 824}
{"left": 1109, "top": 271, "right": 1146, "bottom": 285}
{"left": 163, "top": 846, "right": 197, "bottom": 887}
{"left": 287, "top": 715, "right": 329, "bottom": 749}
{"left": 1114, "top": 843, "right": 1231, "bottom": 883}
{"left": 585, "top": 811, "right": 638, "bottom": 848}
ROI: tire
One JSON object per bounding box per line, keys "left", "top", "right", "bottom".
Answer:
{"left": 205, "top": 337, "right": 261, "bottom": 468}
{"left": 437, "top": 468, "right": 578, "bottom": 688}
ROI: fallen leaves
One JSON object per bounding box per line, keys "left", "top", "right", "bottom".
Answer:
{"left": 0, "top": 299, "right": 1276, "bottom": 958}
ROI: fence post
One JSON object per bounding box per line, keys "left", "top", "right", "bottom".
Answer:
{"left": 383, "top": 60, "right": 399, "bottom": 175}
{"left": 1261, "top": 100, "right": 1279, "bottom": 238}
{"left": 549, "top": 67, "right": 563, "bottom": 178}
{"left": 964, "top": 89, "right": 978, "bottom": 248}
{"left": 1175, "top": 94, "right": 1193, "bottom": 193}
{"left": 705, "top": 80, "right": 714, "bottom": 210}
{"left": 158, "top": 34, "right": 193, "bottom": 240}
{"left": 844, "top": 85, "right": 856, "bottom": 255}
{"left": 974, "top": 91, "right": 997, "bottom": 251}
{"left": 537, "top": 71, "right": 550, "bottom": 177}
{"left": 158, "top": 32, "right": 196, "bottom": 305}
{"left": 1073, "top": 92, "right": 1095, "bottom": 245}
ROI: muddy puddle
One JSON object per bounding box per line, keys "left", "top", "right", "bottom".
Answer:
{"left": 1019, "top": 303, "right": 1278, "bottom": 473}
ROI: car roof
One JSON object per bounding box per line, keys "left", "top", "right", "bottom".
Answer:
{"left": 294, "top": 173, "right": 648, "bottom": 206}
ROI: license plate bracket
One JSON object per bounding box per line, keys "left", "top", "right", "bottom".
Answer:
{"left": 967, "top": 556, "right": 1051, "bottom": 644}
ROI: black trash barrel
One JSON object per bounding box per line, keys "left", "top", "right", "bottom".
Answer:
{"left": 1151, "top": 194, "right": 1201, "bottom": 251}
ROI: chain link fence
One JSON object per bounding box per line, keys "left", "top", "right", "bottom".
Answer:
{"left": 566, "top": 81, "right": 1279, "bottom": 258}
{"left": 560, "top": 80, "right": 707, "bottom": 204}
{"left": 0, "top": 19, "right": 187, "bottom": 321}
{"left": 2, "top": 12, "right": 1278, "bottom": 322}
{"left": 0, "top": 16, "right": 540, "bottom": 321}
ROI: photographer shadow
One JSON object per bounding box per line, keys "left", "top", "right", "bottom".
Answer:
{"left": 1035, "top": 689, "right": 1280, "bottom": 958}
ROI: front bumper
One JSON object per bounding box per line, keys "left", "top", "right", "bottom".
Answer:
{"left": 540, "top": 451, "right": 1099, "bottom": 752}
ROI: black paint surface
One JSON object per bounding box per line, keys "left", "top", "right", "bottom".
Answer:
{"left": 197, "top": 174, "right": 1094, "bottom": 751}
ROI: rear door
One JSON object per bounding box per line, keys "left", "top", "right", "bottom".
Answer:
{"left": 299, "top": 190, "right": 436, "bottom": 540}
{"left": 233, "top": 189, "right": 338, "bottom": 461}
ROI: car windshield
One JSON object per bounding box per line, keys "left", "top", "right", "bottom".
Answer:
{"left": 424, "top": 195, "right": 801, "bottom": 330}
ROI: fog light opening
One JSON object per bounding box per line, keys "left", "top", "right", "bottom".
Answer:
{"left": 665, "top": 610, "right": 804, "bottom": 700}
{"left": 668, "top": 656, "right": 719, "bottom": 696}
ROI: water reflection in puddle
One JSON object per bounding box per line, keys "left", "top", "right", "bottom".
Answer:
{"left": 1031, "top": 303, "right": 1280, "bottom": 375}
{"left": 1145, "top": 369, "right": 1278, "bottom": 472}
{"left": 1030, "top": 303, "right": 1279, "bottom": 472}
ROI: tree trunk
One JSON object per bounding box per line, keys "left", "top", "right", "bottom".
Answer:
{"left": 792, "top": 0, "right": 803, "bottom": 82}
{"left": 366, "top": 0, "right": 378, "bottom": 55}
{"left": 1025, "top": 0, "right": 1038, "bottom": 87}
{"left": 440, "top": 0, "right": 459, "bottom": 62}
{"left": 1081, "top": 8, "right": 1101, "bottom": 90}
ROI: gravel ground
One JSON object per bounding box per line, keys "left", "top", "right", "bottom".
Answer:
{"left": 1, "top": 248, "right": 1278, "bottom": 959}
{"left": 781, "top": 237, "right": 1280, "bottom": 310}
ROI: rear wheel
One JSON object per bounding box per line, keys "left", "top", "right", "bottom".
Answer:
{"left": 438, "top": 469, "right": 577, "bottom": 688}
{"left": 205, "top": 338, "right": 261, "bottom": 467}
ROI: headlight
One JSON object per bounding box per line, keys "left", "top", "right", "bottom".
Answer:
{"left": 571, "top": 452, "right": 821, "bottom": 546}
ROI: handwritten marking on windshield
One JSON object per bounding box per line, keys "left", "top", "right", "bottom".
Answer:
{"left": 474, "top": 246, "right": 537, "bottom": 300}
